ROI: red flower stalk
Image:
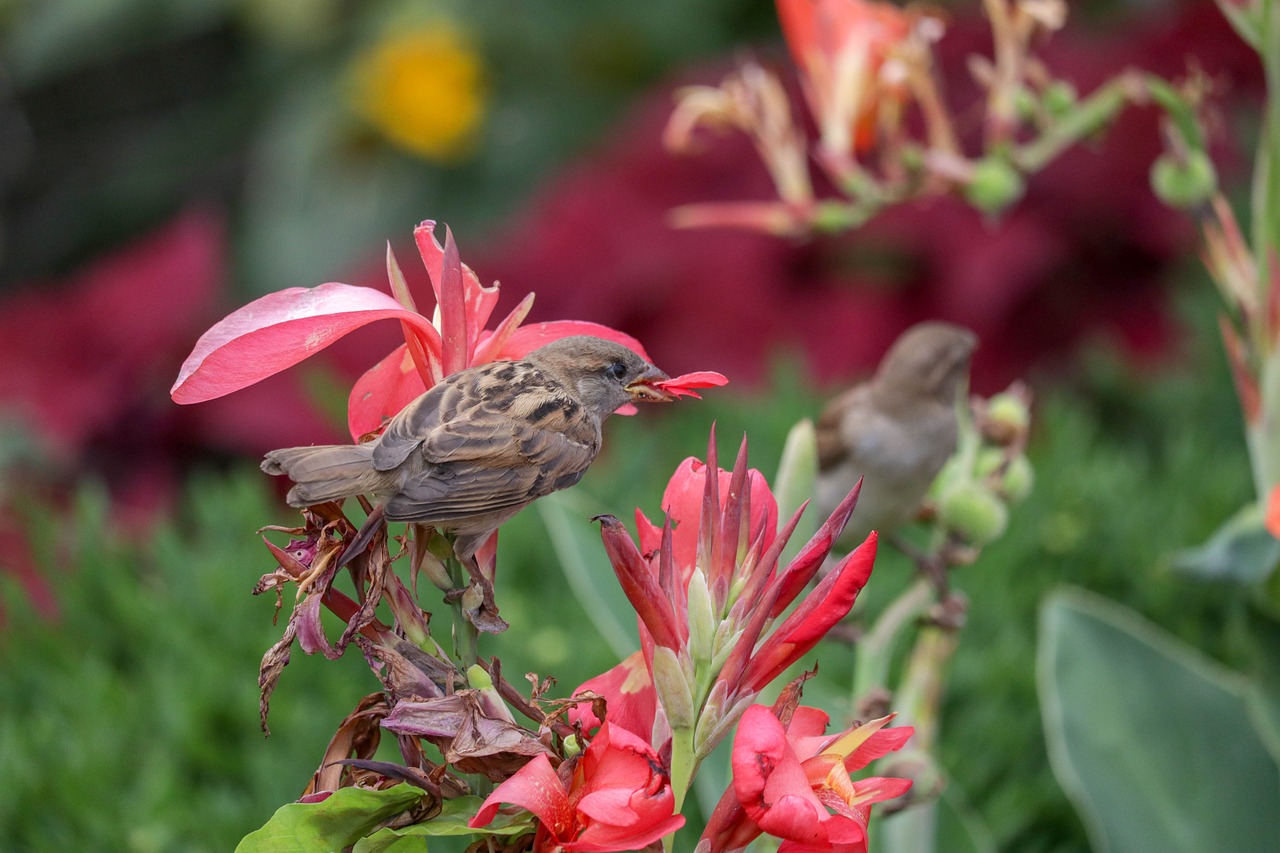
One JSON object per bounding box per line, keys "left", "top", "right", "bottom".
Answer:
{"left": 171, "top": 220, "right": 651, "bottom": 439}
{"left": 592, "top": 429, "right": 876, "bottom": 761}
{"left": 469, "top": 721, "right": 685, "bottom": 852}
{"left": 701, "top": 704, "right": 914, "bottom": 853}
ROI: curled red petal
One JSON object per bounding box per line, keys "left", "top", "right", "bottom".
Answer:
{"left": 346, "top": 344, "right": 430, "bottom": 440}
{"left": 493, "top": 320, "right": 652, "bottom": 362}
{"left": 414, "top": 221, "right": 499, "bottom": 366}
{"left": 469, "top": 752, "right": 572, "bottom": 833}
{"left": 652, "top": 371, "right": 729, "bottom": 399}
{"left": 171, "top": 282, "right": 440, "bottom": 404}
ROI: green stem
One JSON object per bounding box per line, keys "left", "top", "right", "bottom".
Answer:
{"left": 667, "top": 725, "right": 698, "bottom": 816}
{"left": 446, "top": 553, "right": 480, "bottom": 668}
{"left": 853, "top": 579, "right": 933, "bottom": 710}
{"left": 1014, "top": 73, "right": 1140, "bottom": 172}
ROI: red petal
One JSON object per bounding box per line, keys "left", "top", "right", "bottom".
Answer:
{"left": 346, "top": 344, "right": 429, "bottom": 440}
{"left": 742, "top": 533, "right": 877, "bottom": 692}
{"left": 491, "top": 320, "right": 651, "bottom": 362}
{"left": 597, "top": 516, "right": 683, "bottom": 650}
{"left": 469, "top": 753, "right": 572, "bottom": 833}
{"left": 570, "top": 651, "right": 657, "bottom": 741}
{"left": 652, "top": 370, "right": 729, "bottom": 399}
{"left": 414, "top": 221, "right": 499, "bottom": 366}
{"left": 171, "top": 282, "right": 440, "bottom": 404}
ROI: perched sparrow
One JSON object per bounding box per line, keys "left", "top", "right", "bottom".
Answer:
{"left": 263, "top": 336, "right": 677, "bottom": 561}
{"left": 814, "top": 322, "right": 977, "bottom": 542}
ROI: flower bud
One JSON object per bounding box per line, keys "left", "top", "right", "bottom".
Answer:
{"left": 964, "top": 157, "right": 1025, "bottom": 214}
{"left": 467, "top": 664, "right": 494, "bottom": 691}
{"left": 687, "top": 568, "right": 717, "bottom": 664}
{"left": 984, "top": 391, "right": 1031, "bottom": 445}
{"left": 1041, "top": 80, "right": 1077, "bottom": 116}
{"left": 975, "top": 448, "right": 1034, "bottom": 503}
{"left": 1150, "top": 150, "right": 1216, "bottom": 210}
{"left": 562, "top": 733, "right": 584, "bottom": 757}
{"left": 651, "top": 646, "right": 697, "bottom": 729}
{"left": 938, "top": 481, "right": 1009, "bottom": 544}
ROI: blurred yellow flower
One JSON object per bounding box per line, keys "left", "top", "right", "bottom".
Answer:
{"left": 349, "top": 24, "right": 486, "bottom": 162}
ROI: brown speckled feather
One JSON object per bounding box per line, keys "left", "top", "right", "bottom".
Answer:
{"left": 261, "top": 335, "right": 673, "bottom": 561}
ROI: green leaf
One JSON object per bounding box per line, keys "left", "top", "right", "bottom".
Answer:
{"left": 236, "top": 785, "right": 427, "bottom": 853}
{"left": 352, "top": 797, "right": 534, "bottom": 851}
{"left": 1038, "top": 588, "right": 1280, "bottom": 853}
{"left": 1170, "top": 501, "right": 1280, "bottom": 582}
{"left": 537, "top": 490, "right": 638, "bottom": 660}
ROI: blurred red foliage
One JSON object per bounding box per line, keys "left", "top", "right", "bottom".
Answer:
{"left": 474, "top": 2, "right": 1261, "bottom": 393}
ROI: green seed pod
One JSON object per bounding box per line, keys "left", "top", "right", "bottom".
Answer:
{"left": 999, "top": 454, "right": 1034, "bottom": 503}
{"left": 964, "top": 157, "right": 1025, "bottom": 215}
{"left": 938, "top": 481, "right": 1009, "bottom": 544}
{"left": 1150, "top": 150, "right": 1216, "bottom": 209}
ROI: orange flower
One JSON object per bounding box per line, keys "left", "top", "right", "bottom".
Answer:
{"left": 775, "top": 0, "right": 911, "bottom": 156}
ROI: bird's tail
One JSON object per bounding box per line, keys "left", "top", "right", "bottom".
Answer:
{"left": 261, "top": 444, "right": 382, "bottom": 507}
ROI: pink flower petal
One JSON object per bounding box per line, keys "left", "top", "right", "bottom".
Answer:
{"left": 345, "top": 344, "right": 429, "bottom": 440}
{"left": 414, "top": 221, "right": 499, "bottom": 365}
{"left": 171, "top": 282, "right": 440, "bottom": 404}
{"left": 652, "top": 370, "right": 729, "bottom": 399}
{"left": 492, "top": 320, "right": 651, "bottom": 362}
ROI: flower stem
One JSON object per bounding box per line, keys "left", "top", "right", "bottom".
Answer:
{"left": 446, "top": 553, "right": 480, "bottom": 668}
{"left": 668, "top": 725, "right": 699, "bottom": 817}
{"left": 853, "top": 579, "right": 932, "bottom": 714}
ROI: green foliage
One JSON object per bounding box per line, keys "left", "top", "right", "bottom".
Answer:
{"left": 1038, "top": 588, "right": 1280, "bottom": 852}
{"left": 237, "top": 785, "right": 427, "bottom": 853}
{"left": 0, "top": 473, "right": 373, "bottom": 852}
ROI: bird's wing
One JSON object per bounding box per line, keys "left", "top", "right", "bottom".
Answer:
{"left": 376, "top": 362, "right": 602, "bottom": 522}
{"left": 815, "top": 384, "right": 870, "bottom": 471}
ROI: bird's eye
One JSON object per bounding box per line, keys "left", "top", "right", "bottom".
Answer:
{"left": 605, "top": 361, "right": 628, "bottom": 381}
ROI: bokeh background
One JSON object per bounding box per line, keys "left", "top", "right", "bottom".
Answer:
{"left": 0, "top": 0, "right": 1265, "bottom": 850}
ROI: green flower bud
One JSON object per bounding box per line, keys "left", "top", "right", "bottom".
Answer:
{"left": 651, "top": 647, "right": 696, "bottom": 729}
{"left": 562, "top": 733, "right": 584, "bottom": 757}
{"left": 1150, "top": 150, "right": 1216, "bottom": 209}
{"left": 984, "top": 392, "right": 1031, "bottom": 444}
{"left": 687, "top": 569, "right": 716, "bottom": 664}
{"left": 999, "top": 454, "right": 1034, "bottom": 503}
{"left": 1014, "top": 86, "right": 1038, "bottom": 121}
{"left": 466, "top": 664, "right": 494, "bottom": 691}
{"left": 938, "top": 481, "right": 1009, "bottom": 544}
{"left": 975, "top": 448, "right": 1035, "bottom": 503}
{"left": 1041, "top": 80, "right": 1077, "bottom": 116}
{"left": 965, "top": 157, "right": 1025, "bottom": 214}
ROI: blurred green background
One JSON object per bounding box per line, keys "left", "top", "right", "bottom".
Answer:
{"left": 0, "top": 0, "right": 1269, "bottom": 850}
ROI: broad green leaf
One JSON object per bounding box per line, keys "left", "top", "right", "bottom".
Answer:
{"left": 236, "top": 785, "right": 426, "bottom": 853}
{"left": 353, "top": 797, "right": 534, "bottom": 851}
{"left": 1170, "top": 501, "right": 1280, "bottom": 583}
{"left": 1038, "top": 588, "right": 1280, "bottom": 853}
{"left": 537, "top": 490, "right": 638, "bottom": 660}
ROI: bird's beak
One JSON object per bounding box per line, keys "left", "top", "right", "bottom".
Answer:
{"left": 626, "top": 367, "right": 677, "bottom": 403}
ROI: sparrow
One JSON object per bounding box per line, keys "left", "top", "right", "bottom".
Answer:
{"left": 814, "top": 322, "right": 977, "bottom": 542}
{"left": 262, "top": 336, "right": 676, "bottom": 561}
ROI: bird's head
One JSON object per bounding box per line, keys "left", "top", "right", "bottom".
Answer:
{"left": 527, "top": 336, "right": 675, "bottom": 418}
{"left": 875, "top": 322, "right": 977, "bottom": 404}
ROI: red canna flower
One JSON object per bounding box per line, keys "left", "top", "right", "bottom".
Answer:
{"left": 469, "top": 720, "right": 685, "bottom": 852}
{"left": 594, "top": 429, "right": 877, "bottom": 766}
{"left": 702, "top": 703, "right": 914, "bottom": 853}
{"left": 171, "top": 220, "right": 651, "bottom": 440}
{"left": 775, "top": 0, "right": 912, "bottom": 158}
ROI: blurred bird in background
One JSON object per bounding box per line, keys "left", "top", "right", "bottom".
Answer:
{"left": 263, "top": 336, "right": 676, "bottom": 562}
{"left": 815, "top": 322, "right": 978, "bottom": 542}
